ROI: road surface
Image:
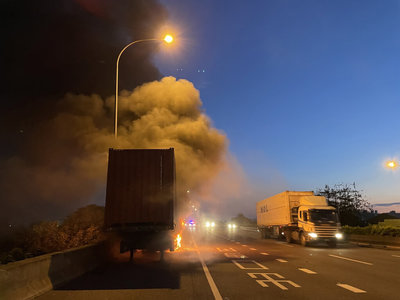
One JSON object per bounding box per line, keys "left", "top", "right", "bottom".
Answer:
{"left": 37, "top": 226, "right": 400, "bottom": 299}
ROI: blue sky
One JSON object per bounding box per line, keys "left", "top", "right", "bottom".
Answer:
{"left": 156, "top": 0, "right": 400, "bottom": 205}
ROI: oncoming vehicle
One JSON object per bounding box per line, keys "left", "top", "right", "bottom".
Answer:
{"left": 257, "top": 191, "right": 342, "bottom": 247}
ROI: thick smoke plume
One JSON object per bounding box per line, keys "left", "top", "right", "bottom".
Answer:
{"left": 0, "top": 77, "right": 227, "bottom": 224}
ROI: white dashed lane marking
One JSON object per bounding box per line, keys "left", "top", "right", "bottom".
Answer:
{"left": 260, "top": 252, "right": 269, "bottom": 256}
{"left": 392, "top": 255, "right": 400, "bottom": 258}
{"left": 337, "top": 283, "right": 366, "bottom": 293}
{"left": 329, "top": 254, "right": 373, "bottom": 265}
{"left": 276, "top": 259, "right": 288, "bottom": 263}
{"left": 298, "top": 268, "right": 317, "bottom": 274}
{"left": 230, "top": 248, "right": 237, "bottom": 252}
{"left": 250, "top": 248, "right": 257, "bottom": 251}
{"left": 242, "top": 245, "right": 248, "bottom": 247}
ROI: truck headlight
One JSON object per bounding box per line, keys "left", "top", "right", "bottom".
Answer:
{"left": 205, "top": 221, "right": 210, "bottom": 227}
{"left": 228, "top": 224, "right": 232, "bottom": 228}
{"left": 335, "top": 233, "right": 343, "bottom": 239}
{"left": 211, "top": 222, "right": 215, "bottom": 227}
{"left": 308, "top": 232, "right": 318, "bottom": 238}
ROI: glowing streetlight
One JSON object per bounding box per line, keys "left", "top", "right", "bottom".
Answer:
{"left": 164, "top": 34, "right": 173, "bottom": 43}
{"left": 386, "top": 160, "right": 398, "bottom": 169}
{"left": 114, "top": 35, "right": 174, "bottom": 139}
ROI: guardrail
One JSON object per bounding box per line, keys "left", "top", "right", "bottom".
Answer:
{"left": 0, "top": 242, "right": 104, "bottom": 300}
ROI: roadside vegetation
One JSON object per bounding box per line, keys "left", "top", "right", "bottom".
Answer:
{"left": 342, "top": 224, "right": 400, "bottom": 237}
{"left": 0, "top": 205, "right": 105, "bottom": 265}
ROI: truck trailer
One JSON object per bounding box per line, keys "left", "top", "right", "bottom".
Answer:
{"left": 104, "top": 148, "right": 176, "bottom": 260}
{"left": 257, "top": 191, "right": 342, "bottom": 247}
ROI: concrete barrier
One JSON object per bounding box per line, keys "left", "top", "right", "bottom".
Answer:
{"left": 0, "top": 243, "right": 104, "bottom": 300}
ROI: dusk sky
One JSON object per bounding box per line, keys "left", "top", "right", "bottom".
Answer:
{"left": 1, "top": 0, "right": 400, "bottom": 224}
{"left": 156, "top": 0, "right": 400, "bottom": 208}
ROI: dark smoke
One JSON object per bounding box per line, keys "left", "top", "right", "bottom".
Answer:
{"left": 0, "top": 77, "right": 228, "bottom": 224}
{"left": 0, "top": 0, "right": 169, "bottom": 223}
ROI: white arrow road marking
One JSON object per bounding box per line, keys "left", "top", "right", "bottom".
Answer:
{"left": 329, "top": 254, "right": 373, "bottom": 265}
{"left": 298, "top": 268, "right": 317, "bottom": 274}
{"left": 337, "top": 283, "right": 366, "bottom": 293}
{"left": 276, "top": 259, "right": 288, "bottom": 263}
{"left": 260, "top": 252, "right": 269, "bottom": 255}
{"left": 232, "top": 260, "right": 268, "bottom": 270}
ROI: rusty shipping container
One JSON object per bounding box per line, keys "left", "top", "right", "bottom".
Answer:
{"left": 105, "top": 148, "right": 176, "bottom": 230}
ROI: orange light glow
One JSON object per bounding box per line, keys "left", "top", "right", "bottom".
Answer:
{"left": 164, "top": 34, "right": 173, "bottom": 43}
{"left": 175, "top": 233, "right": 182, "bottom": 250}
{"left": 386, "top": 160, "right": 398, "bottom": 169}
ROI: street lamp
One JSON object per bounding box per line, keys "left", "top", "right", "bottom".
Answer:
{"left": 386, "top": 160, "right": 398, "bottom": 169}
{"left": 114, "top": 34, "right": 173, "bottom": 139}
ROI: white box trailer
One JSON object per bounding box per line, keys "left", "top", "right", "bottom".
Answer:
{"left": 257, "top": 191, "right": 342, "bottom": 247}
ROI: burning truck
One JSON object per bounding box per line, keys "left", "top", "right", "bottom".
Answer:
{"left": 104, "top": 148, "right": 179, "bottom": 261}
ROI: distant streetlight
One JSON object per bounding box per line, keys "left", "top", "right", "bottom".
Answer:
{"left": 386, "top": 160, "right": 398, "bottom": 169}
{"left": 114, "top": 34, "right": 173, "bottom": 139}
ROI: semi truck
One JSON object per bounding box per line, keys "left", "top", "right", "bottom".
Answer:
{"left": 257, "top": 191, "right": 342, "bottom": 247}
{"left": 104, "top": 148, "right": 176, "bottom": 260}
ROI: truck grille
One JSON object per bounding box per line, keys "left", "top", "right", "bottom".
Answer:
{"left": 315, "top": 225, "right": 338, "bottom": 237}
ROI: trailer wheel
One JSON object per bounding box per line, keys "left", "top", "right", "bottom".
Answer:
{"left": 300, "top": 233, "right": 309, "bottom": 247}
{"left": 129, "top": 248, "right": 135, "bottom": 262}
{"left": 285, "top": 230, "right": 292, "bottom": 243}
{"left": 160, "top": 250, "right": 165, "bottom": 262}
{"left": 260, "top": 229, "right": 266, "bottom": 239}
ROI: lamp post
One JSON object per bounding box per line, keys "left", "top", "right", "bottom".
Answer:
{"left": 114, "top": 35, "right": 173, "bottom": 139}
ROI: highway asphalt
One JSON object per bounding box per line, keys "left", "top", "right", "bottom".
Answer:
{"left": 37, "top": 227, "right": 400, "bottom": 299}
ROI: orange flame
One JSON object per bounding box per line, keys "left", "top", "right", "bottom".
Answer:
{"left": 175, "top": 233, "right": 182, "bottom": 250}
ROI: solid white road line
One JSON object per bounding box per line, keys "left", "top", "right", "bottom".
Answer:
{"left": 337, "top": 283, "right": 366, "bottom": 293}
{"left": 298, "top": 268, "right": 317, "bottom": 274}
{"left": 392, "top": 255, "right": 400, "bottom": 258}
{"left": 193, "top": 239, "right": 223, "bottom": 300}
{"left": 260, "top": 252, "right": 269, "bottom": 255}
{"left": 250, "top": 248, "right": 257, "bottom": 251}
{"left": 329, "top": 254, "right": 373, "bottom": 265}
{"left": 276, "top": 259, "right": 288, "bottom": 263}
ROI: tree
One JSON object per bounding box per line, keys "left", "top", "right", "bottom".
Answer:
{"left": 316, "top": 183, "right": 373, "bottom": 226}
{"left": 231, "top": 213, "right": 256, "bottom": 226}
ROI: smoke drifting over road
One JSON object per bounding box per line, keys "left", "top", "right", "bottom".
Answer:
{"left": 0, "top": 77, "right": 227, "bottom": 223}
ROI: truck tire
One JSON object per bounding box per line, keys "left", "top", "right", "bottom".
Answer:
{"left": 300, "top": 233, "right": 309, "bottom": 247}
{"left": 285, "top": 230, "right": 292, "bottom": 243}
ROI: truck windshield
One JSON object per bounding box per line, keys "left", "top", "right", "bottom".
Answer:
{"left": 309, "top": 210, "right": 338, "bottom": 223}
